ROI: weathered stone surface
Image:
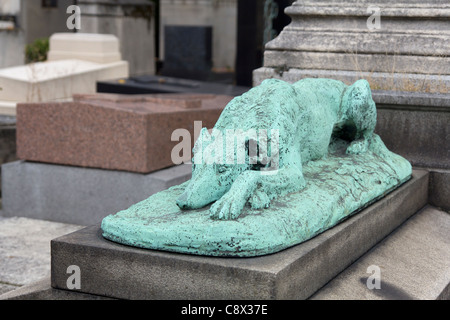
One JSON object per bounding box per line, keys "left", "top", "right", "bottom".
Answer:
{"left": 263, "top": 51, "right": 448, "bottom": 78}
{"left": 375, "top": 106, "right": 450, "bottom": 170}
{"left": 78, "top": 0, "right": 156, "bottom": 76}
{"left": 1, "top": 161, "right": 191, "bottom": 225}
{"left": 311, "top": 206, "right": 450, "bottom": 300}
{"left": 0, "top": 216, "right": 82, "bottom": 292}
{"left": 253, "top": 0, "right": 450, "bottom": 94}
{"left": 50, "top": 170, "right": 428, "bottom": 300}
{"left": 17, "top": 93, "right": 232, "bottom": 173}
{"left": 253, "top": 68, "right": 450, "bottom": 95}
{"left": 428, "top": 169, "right": 450, "bottom": 211}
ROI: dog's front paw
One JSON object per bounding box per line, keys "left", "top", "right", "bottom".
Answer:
{"left": 249, "top": 190, "right": 270, "bottom": 209}
{"left": 210, "top": 192, "right": 246, "bottom": 220}
{"left": 346, "top": 139, "right": 369, "bottom": 155}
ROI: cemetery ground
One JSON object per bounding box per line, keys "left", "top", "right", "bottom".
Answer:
{"left": 0, "top": 209, "right": 83, "bottom": 296}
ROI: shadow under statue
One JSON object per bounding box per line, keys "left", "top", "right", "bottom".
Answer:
{"left": 101, "top": 78, "right": 412, "bottom": 257}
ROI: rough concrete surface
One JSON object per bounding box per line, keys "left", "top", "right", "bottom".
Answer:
{"left": 0, "top": 215, "right": 83, "bottom": 297}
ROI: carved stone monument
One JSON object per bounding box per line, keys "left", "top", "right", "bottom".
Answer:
{"left": 101, "top": 78, "right": 412, "bottom": 257}
{"left": 253, "top": 0, "right": 449, "bottom": 94}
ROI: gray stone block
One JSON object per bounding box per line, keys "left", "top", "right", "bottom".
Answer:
{"left": 162, "top": 25, "right": 213, "bottom": 81}
{"left": 429, "top": 169, "right": 450, "bottom": 212}
{"left": 1, "top": 160, "right": 191, "bottom": 225}
{"left": 253, "top": 67, "right": 450, "bottom": 97}
{"left": 310, "top": 206, "right": 450, "bottom": 300}
{"left": 50, "top": 170, "right": 428, "bottom": 300}
{"left": 375, "top": 107, "right": 450, "bottom": 170}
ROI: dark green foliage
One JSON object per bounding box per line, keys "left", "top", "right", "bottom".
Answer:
{"left": 25, "top": 38, "right": 49, "bottom": 64}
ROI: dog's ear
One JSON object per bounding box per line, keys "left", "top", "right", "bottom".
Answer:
{"left": 342, "top": 79, "right": 372, "bottom": 108}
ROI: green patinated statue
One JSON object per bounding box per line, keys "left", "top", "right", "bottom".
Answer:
{"left": 176, "top": 78, "right": 377, "bottom": 220}
{"left": 101, "top": 78, "right": 412, "bottom": 257}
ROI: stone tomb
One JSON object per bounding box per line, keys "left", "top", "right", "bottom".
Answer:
{"left": 16, "top": 93, "right": 233, "bottom": 173}
{"left": 2, "top": 93, "right": 232, "bottom": 225}
{"left": 47, "top": 33, "right": 123, "bottom": 64}
{"left": 0, "top": 33, "right": 129, "bottom": 116}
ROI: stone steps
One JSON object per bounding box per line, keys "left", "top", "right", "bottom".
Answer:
{"left": 311, "top": 205, "right": 450, "bottom": 300}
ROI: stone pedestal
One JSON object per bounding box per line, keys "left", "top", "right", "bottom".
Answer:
{"left": 372, "top": 91, "right": 450, "bottom": 170}
{"left": 49, "top": 170, "right": 428, "bottom": 299}
{"left": 253, "top": 0, "right": 449, "bottom": 94}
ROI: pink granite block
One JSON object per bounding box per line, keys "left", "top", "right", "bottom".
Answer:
{"left": 17, "top": 93, "right": 232, "bottom": 173}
